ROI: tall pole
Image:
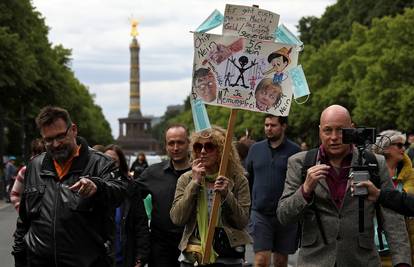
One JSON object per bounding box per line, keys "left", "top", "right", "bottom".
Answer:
{"left": 202, "top": 109, "right": 238, "bottom": 264}
{"left": 129, "top": 19, "right": 142, "bottom": 118}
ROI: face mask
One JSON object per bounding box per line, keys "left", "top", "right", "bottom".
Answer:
{"left": 287, "top": 65, "right": 310, "bottom": 104}
{"left": 191, "top": 98, "right": 212, "bottom": 132}
{"left": 275, "top": 24, "right": 304, "bottom": 52}
{"left": 196, "top": 9, "right": 224, "bottom": 33}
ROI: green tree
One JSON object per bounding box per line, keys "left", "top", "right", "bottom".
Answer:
{"left": 0, "top": 0, "right": 113, "bottom": 160}
{"left": 298, "top": 0, "right": 414, "bottom": 47}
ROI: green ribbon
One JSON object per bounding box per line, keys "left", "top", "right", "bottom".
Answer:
{"left": 196, "top": 173, "right": 219, "bottom": 264}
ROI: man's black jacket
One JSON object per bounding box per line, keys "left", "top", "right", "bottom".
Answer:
{"left": 12, "top": 137, "right": 127, "bottom": 267}
{"left": 379, "top": 189, "right": 414, "bottom": 217}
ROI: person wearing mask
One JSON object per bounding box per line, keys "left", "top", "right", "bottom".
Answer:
{"left": 137, "top": 124, "right": 191, "bottom": 267}
{"left": 104, "top": 144, "right": 150, "bottom": 267}
{"left": 170, "top": 126, "right": 251, "bottom": 267}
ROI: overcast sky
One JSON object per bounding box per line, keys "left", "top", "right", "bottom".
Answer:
{"left": 31, "top": 0, "right": 335, "bottom": 138}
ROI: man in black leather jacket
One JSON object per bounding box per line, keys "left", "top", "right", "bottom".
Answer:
{"left": 12, "top": 106, "right": 127, "bottom": 267}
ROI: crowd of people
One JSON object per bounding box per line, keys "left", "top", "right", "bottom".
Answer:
{"left": 5, "top": 104, "right": 414, "bottom": 267}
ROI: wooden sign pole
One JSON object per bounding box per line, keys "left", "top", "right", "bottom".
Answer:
{"left": 202, "top": 109, "right": 238, "bottom": 264}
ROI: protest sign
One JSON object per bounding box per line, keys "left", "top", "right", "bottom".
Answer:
{"left": 192, "top": 32, "right": 298, "bottom": 116}
{"left": 223, "top": 4, "right": 279, "bottom": 41}
{"left": 190, "top": 5, "right": 308, "bottom": 263}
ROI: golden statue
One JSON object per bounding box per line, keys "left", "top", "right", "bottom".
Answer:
{"left": 131, "top": 19, "right": 139, "bottom": 37}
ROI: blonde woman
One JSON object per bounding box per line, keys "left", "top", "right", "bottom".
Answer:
{"left": 170, "top": 126, "right": 251, "bottom": 267}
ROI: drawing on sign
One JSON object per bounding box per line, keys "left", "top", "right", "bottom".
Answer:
{"left": 203, "top": 38, "right": 244, "bottom": 65}
{"left": 192, "top": 32, "right": 298, "bottom": 116}
{"left": 193, "top": 67, "right": 218, "bottom": 103}
{"left": 254, "top": 78, "right": 282, "bottom": 111}
{"left": 229, "top": 56, "right": 257, "bottom": 88}
{"left": 263, "top": 47, "right": 292, "bottom": 84}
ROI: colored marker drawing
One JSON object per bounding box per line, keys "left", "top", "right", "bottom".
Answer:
{"left": 192, "top": 32, "right": 298, "bottom": 116}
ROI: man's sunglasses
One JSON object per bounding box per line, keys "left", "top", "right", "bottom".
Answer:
{"left": 193, "top": 142, "right": 217, "bottom": 153}
{"left": 391, "top": 142, "right": 405, "bottom": 149}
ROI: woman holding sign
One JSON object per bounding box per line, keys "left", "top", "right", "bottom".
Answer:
{"left": 170, "top": 126, "right": 251, "bottom": 267}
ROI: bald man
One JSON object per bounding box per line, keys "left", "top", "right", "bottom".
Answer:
{"left": 277, "top": 105, "right": 411, "bottom": 266}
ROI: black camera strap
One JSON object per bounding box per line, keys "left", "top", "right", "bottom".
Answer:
{"left": 362, "top": 151, "right": 385, "bottom": 250}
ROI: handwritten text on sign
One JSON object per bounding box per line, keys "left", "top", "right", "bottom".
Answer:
{"left": 223, "top": 4, "right": 279, "bottom": 41}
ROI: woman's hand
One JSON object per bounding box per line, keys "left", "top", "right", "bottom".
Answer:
{"left": 214, "top": 176, "right": 230, "bottom": 198}
{"left": 192, "top": 158, "right": 206, "bottom": 184}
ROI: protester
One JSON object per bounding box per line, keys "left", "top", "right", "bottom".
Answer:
{"left": 300, "top": 142, "right": 309, "bottom": 151}
{"left": 4, "top": 155, "right": 17, "bottom": 203}
{"left": 104, "top": 144, "right": 150, "bottom": 267}
{"left": 245, "top": 115, "right": 300, "bottom": 267}
{"left": 137, "top": 124, "right": 191, "bottom": 267}
{"left": 10, "top": 138, "right": 45, "bottom": 211}
{"left": 373, "top": 130, "right": 414, "bottom": 265}
{"left": 130, "top": 152, "right": 149, "bottom": 180}
{"left": 170, "top": 125, "right": 251, "bottom": 267}
{"left": 12, "top": 106, "right": 127, "bottom": 267}
{"left": 235, "top": 135, "right": 255, "bottom": 170}
{"left": 92, "top": 144, "right": 106, "bottom": 153}
{"left": 277, "top": 104, "right": 412, "bottom": 266}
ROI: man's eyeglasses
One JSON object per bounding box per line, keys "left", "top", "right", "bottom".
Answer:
{"left": 391, "top": 142, "right": 405, "bottom": 149}
{"left": 43, "top": 125, "right": 71, "bottom": 145}
{"left": 193, "top": 142, "right": 217, "bottom": 153}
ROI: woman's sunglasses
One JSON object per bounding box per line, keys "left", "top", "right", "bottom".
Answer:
{"left": 391, "top": 142, "right": 405, "bottom": 149}
{"left": 193, "top": 142, "right": 217, "bottom": 153}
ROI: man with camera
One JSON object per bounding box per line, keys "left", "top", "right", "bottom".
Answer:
{"left": 277, "top": 105, "right": 411, "bottom": 266}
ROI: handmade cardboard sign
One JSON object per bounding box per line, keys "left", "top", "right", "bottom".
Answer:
{"left": 222, "top": 4, "right": 279, "bottom": 41}
{"left": 192, "top": 32, "right": 298, "bottom": 116}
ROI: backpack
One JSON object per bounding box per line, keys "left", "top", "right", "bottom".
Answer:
{"left": 300, "top": 148, "right": 385, "bottom": 249}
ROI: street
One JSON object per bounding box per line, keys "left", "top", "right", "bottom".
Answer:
{"left": 0, "top": 201, "right": 16, "bottom": 267}
{"left": 0, "top": 200, "right": 296, "bottom": 267}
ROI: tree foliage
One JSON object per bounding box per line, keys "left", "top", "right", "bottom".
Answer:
{"left": 298, "top": 0, "right": 414, "bottom": 47}
{"left": 0, "top": 0, "right": 113, "bottom": 160}
{"left": 161, "top": 2, "right": 414, "bottom": 148}
{"left": 290, "top": 8, "right": 414, "bottom": 145}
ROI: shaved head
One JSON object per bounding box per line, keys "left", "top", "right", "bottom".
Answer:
{"left": 319, "top": 105, "right": 353, "bottom": 160}
{"left": 320, "top": 105, "right": 352, "bottom": 126}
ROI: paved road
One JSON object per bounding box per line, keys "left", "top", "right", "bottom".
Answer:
{"left": 0, "top": 200, "right": 297, "bottom": 267}
{"left": 0, "top": 201, "right": 16, "bottom": 267}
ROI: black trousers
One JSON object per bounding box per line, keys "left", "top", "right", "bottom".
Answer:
{"left": 148, "top": 233, "right": 181, "bottom": 267}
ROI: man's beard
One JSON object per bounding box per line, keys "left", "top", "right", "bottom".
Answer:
{"left": 47, "top": 143, "right": 73, "bottom": 163}
{"left": 266, "top": 133, "right": 282, "bottom": 142}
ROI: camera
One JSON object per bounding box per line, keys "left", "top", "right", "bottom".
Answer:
{"left": 350, "top": 170, "right": 369, "bottom": 196}
{"left": 342, "top": 127, "right": 376, "bottom": 147}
